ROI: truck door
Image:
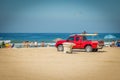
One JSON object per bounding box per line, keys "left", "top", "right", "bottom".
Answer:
{"left": 75, "top": 36, "right": 83, "bottom": 48}
{"left": 66, "top": 36, "right": 76, "bottom": 48}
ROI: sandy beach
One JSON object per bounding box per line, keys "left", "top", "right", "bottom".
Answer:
{"left": 0, "top": 47, "right": 120, "bottom": 80}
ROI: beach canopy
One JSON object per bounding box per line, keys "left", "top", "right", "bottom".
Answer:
{"left": 104, "top": 34, "right": 116, "bottom": 39}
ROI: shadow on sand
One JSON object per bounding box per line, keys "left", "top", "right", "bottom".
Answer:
{"left": 70, "top": 49, "right": 107, "bottom": 54}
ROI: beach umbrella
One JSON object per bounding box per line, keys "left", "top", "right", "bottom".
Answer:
{"left": 104, "top": 34, "right": 116, "bottom": 39}
{"left": 104, "top": 34, "right": 116, "bottom": 45}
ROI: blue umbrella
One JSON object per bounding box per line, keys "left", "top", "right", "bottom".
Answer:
{"left": 104, "top": 34, "right": 116, "bottom": 39}
{"left": 104, "top": 34, "right": 117, "bottom": 45}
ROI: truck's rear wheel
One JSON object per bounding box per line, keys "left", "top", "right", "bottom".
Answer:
{"left": 85, "top": 45, "right": 92, "bottom": 52}
{"left": 57, "top": 45, "right": 64, "bottom": 51}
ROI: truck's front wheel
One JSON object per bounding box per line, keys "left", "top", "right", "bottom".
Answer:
{"left": 57, "top": 45, "right": 64, "bottom": 51}
{"left": 85, "top": 45, "right": 92, "bottom": 52}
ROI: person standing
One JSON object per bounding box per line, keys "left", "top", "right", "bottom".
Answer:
{"left": 34, "top": 41, "right": 38, "bottom": 47}
{"left": 41, "top": 41, "right": 45, "bottom": 47}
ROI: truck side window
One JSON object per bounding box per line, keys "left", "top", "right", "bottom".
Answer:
{"left": 83, "top": 36, "right": 87, "bottom": 40}
{"left": 67, "top": 37, "right": 74, "bottom": 41}
{"left": 76, "top": 37, "right": 80, "bottom": 41}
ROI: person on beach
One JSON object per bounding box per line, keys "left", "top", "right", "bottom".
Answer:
{"left": 34, "top": 41, "right": 38, "bottom": 47}
{"left": 29, "top": 42, "right": 34, "bottom": 47}
{"left": 26, "top": 41, "right": 30, "bottom": 48}
{"left": 41, "top": 41, "right": 45, "bottom": 47}
{"left": 116, "top": 40, "right": 120, "bottom": 47}
{"left": 5, "top": 42, "right": 10, "bottom": 48}
{"left": 10, "top": 43, "right": 14, "bottom": 48}
{"left": 1, "top": 41, "right": 5, "bottom": 48}
{"left": 110, "top": 40, "right": 116, "bottom": 47}
{"left": 23, "top": 41, "right": 29, "bottom": 48}
{"left": 23, "top": 41, "right": 26, "bottom": 48}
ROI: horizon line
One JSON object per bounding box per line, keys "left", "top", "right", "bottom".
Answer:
{"left": 0, "top": 32, "right": 120, "bottom": 34}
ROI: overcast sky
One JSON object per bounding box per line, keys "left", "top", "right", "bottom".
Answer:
{"left": 0, "top": 0, "right": 120, "bottom": 33}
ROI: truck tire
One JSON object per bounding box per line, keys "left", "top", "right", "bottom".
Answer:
{"left": 57, "top": 45, "right": 64, "bottom": 51}
{"left": 85, "top": 45, "right": 92, "bottom": 52}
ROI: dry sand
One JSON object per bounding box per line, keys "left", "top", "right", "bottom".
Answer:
{"left": 0, "top": 47, "right": 120, "bottom": 80}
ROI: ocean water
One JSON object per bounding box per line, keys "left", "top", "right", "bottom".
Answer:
{"left": 0, "top": 33, "right": 120, "bottom": 43}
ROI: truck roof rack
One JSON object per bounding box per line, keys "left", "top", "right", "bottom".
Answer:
{"left": 70, "top": 33, "right": 98, "bottom": 36}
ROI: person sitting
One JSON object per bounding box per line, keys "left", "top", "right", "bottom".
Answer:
{"left": 110, "top": 40, "right": 116, "bottom": 47}
{"left": 116, "top": 40, "right": 120, "bottom": 47}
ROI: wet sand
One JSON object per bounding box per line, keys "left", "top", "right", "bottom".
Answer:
{"left": 0, "top": 47, "right": 120, "bottom": 80}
